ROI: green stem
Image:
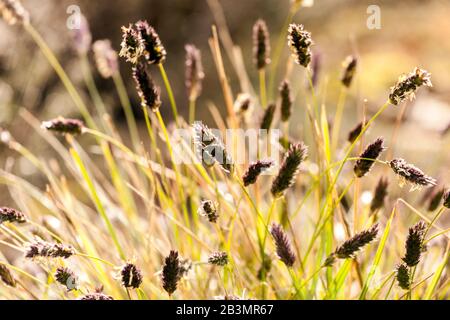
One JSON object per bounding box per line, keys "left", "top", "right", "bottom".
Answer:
{"left": 188, "top": 98, "right": 196, "bottom": 125}
{"left": 24, "top": 24, "right": 96, "bottom": 130}
{"left": 80, "top": 54, "right": 108, "bottom": 120}
{"left": 268, "top": 4, "right": 300, "bottom": 98}
{"left": 259, "top": 69, "right": 267, "bottom": 109}
{"left": 70, "top": 146, "right": 125, "bottom": 260}
{"left": 158, "top": 64, "right": 180, "bottom": 126}
{"left": 331, "top": 87, "right": 348, "bottom": 156}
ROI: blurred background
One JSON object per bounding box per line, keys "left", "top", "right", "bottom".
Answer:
{"left": 1, "top": 0, "right": 450, "bottom": 205}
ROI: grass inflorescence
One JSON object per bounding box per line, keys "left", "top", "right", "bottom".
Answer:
{"left": 0, "top": 0, "right": 447, "bottom": 301}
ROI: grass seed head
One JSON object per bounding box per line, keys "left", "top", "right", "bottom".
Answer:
{"left": 185, "top": 44, "right": 205, "bottom": 101}
{"left": 333, "top": 224, "right": 379, "bottom": 260}
{"left": 271, "top": 142, "right": 308, "bottom": 198}
{"left": 444, "top": 189, "right": 450, "bottom": 209}
{"left": 55, "top": 267, "right": 78, "bottom": 291}
{"left": 287, "top": 23, "right": 313, "bottom": 68}
{"left": 132, "top": 63, "right": 161, "bottom": 112}
{"left": 120, "top": 23, "right": 144, "bottom": 64}
{"left": 79, "top": 292, "right": 114, "bottom": 300}
{"left": 120, "top": 263, "right": 143, "bottom": 289}
{"left": 396, "top": 263, "right": 411, "bottom": 290}
{"left": 0, "top": 0, "right": 29, "bottom": 25}
{"left": 93, "top": 40, "right": 119, "bottom": 79}
{"left": 354, "top": 137, "right": 385, "bottom": 178}
{"left": 389, "top": 158, "right": 437, "bottom": 188}
{"left": 135, "top": 20, "right": 166, "bottom": 65}
{"left": 162, "top": 250, "right": 181, "bottom": 296}
{"left": 260, "top": 102, "right": 276, "bottom": 130}
{"left": 253, "top": 19, "right": 271, "bottom": 70}
{"left": 242, "top": 159, "right": 274, "bottom": 186}
{"left": 402, "top": 221, "right": 427, "bottom": 267}
{"left": 0, "top": 207, "right": 26, "bottom": 224}
{"left": 428, "top": 187, "right": 444, "bottom": 211}
{"left": 370, "top": 177, "right": 389, "bottom": 212}
{"left": 41, "top": 117, "right": 84, "bottom": 135}
{"left": 389, "top": 68, "right": 432, "bottom": 106}
{"left": 270, "top": 223, "right": 296, "bottom": 267}
{"left": 0, "top": 264, "right": 16, "bottom": 287}
{"left": 198, "top": 200, "right": 219, "bottom": 223}
{"left": 347, "top": 121, "right": 365, "bottom": 143}
{"left": 25, "top": 240, "right": 75, "bottom": 259}
{"left": 341, "top": 55, "right": 358, "bottom": 87}
{"left": 279, "top": 80, "right": 293, "bottom": 122}
{"left": 208, "top": 251, "right": 228, "bottom": 266}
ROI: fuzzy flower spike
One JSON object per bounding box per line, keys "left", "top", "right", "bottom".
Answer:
{"left": 389, "top": 68, "right": 432, "bottom": 106}
{"left": 389, "top": 158, "right": 437, "bottom": 189}
{"left": 287, "top": 23, "right": 313, "bottom": 68}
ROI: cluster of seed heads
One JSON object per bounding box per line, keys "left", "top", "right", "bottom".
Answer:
{"left": 396, "top": 263, "right": 410, "bottom": 290}
{"left": 287, "top": 23, "right": 313, "bottom": 68}
{"left": 260, "top": 103, "right": 276, "bottom": 130}
{"left": 444, "top": 189, "right": 450, "bottom": 208}
{"left": 41, "top": 118, "right": 84, "bottom": 136}
{"left": 198, "top": 200, "right": 219, "bottom": 223}
{"left": 370, "top": 177, "right": 389, "bottom": 212}
{"left": 55, "top": 267, "right": 78, "bottom": 291}
{"left": 120, "top": 20, "right": 166, "bottom": 65}
{"left": 354, "top": 137, "right": 385, "bottom": 178}
{"left": 242, "top": 159, "right": 274, "bottom": 186}
{"left": 132, "top": 63, "right": 161, "bottom": 112}
{"left": 120, "top": 263, "right": 143, "bottom": 289}
{"left": 325, "top": 224, "right": 379, "bottom": 266}
{"left": 0, "top": 207, "right": 26, "bottom": 224}
{"left": 208, "top": 251, "right": 228, "bottom": 266}
{"left": 402, "top": 221, "right": 427, "bottom": 267}
{"left": 0, "top": 264, "right": 16, "bottom": 287}
{"left": 428, "top": 187, "right": 445, "bottom": 211}
{"left": 271, "top": 142, "right": 308, "bottom": 198}
{"left": 341, "top": 55, "right": 358, "bottom": 87}
{"left": 348, "top": 121, "right": 365, "bottom": 143}
{"left": 389, "top": 158, "right": 437, "bottom": 188}
{"left": 79, "top": 292, "right": 114, "bottom": 300}
{"left": 253, "top": 19, "right": 271, "bottom": 70}
{"left": 279, "top": 80, "right": 293, "bottom": 122}
{"left": 161, "top": 250, "right": 181, "bottom": 296}
{"left": 389, "top": 67, "right": 432, "bottom": 106}
{"left": 25, "top": 240, "right": 75, "bottom": 259}
{"left": 396, "top": 221, "right": 428, "bottom": 290}
{"left": 270, "top": 223, "right": 296, "bottom": 267}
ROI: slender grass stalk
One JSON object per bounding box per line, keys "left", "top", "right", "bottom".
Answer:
{"left": 70, "top": 146, "right": 126, "bottom": 260}
{"left": 188, "top": 98, "right": 197, "bottom": 125}
{"left": 331, "top": 88, "right": 348, "bottom": 155}
{"left": 268, "top": 3, "right": 300, "bottom": 98}
{"left": 24, "top": 24, "right": 96, "bottom": 129}
{"left": 259, "top": 69, "right": 267, "bottom": 109}
{"left": 158, "top": 64, "right": 180, "bottom": 126}
{"left": 80, "top": 54, "right": 108, "bottom": 120}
